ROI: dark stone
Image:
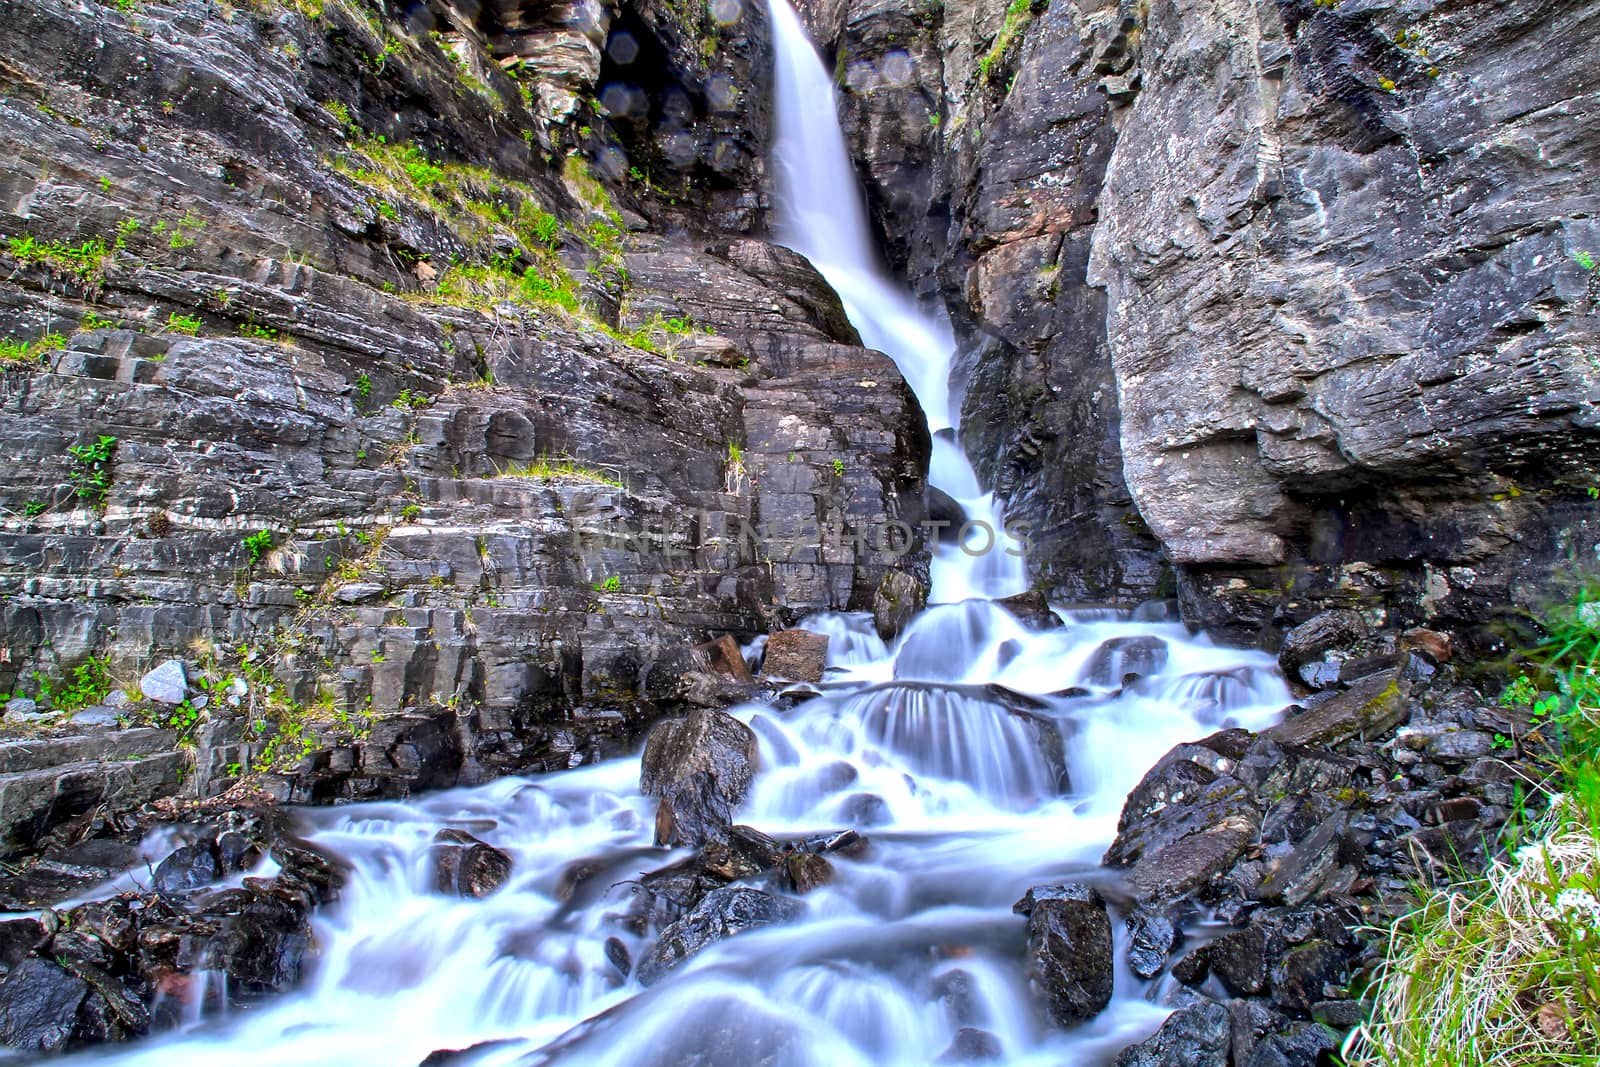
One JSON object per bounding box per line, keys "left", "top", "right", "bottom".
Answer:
{"left": 1246, "top": 1022, "right": 1340, "bottom": 1067}
{"left": 1262, "top": 671, "right": 1409, "bottom": 750}
{"left": 697, "top": 634, "right": 754, "bottom": 683}
{"left": 1126, "top": 906, "right": 1176, "bottom": 979}
{"left": 635, "top": 886, "right": 803, "bottom": 985}
{"left": 1270, "top": 941, "right": 1350, "bottom": 1016}
{"left": 641, "top": 709, "right": 760, "bottom": 848}
{"left": 1015, "top": 882, "right": 1114, "bottom": 1027}
{"left": 782, "top": 851, "right": 834, "bottom": 894}
{"left": 431, "top": 829, "right": 514, "bottom": 898}
{"left": 874, "top": 570, "right": 928, "bottom": 642}
{"left": 1114, "top": 999, "right": 1231, "bottom": 1067}
{"left": 153, "top": 843, "right": 223, "bottom": 894}
{"left": 994, "top": 591, "right": 1062, "bottom": 630}
{"left": 1085, "top": 636, "right": 1169, "bottom": 686}
{"left": 936, "top": 1027, "right": 1003, "bottom": 1062}
{"left": 1277, "top": 611, "right": 1369, "bottom": 684}
{"left": 0, "top": 958, "right": 89, "bottom": 1051}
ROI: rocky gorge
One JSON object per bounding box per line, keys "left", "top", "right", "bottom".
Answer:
{"left": 0, "top": 0, "right": 1594, "bottom": 1062}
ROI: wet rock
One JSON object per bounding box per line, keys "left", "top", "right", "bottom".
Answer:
{"left": 1270, "top": 941, "right": 1350, "bottom": 1016}
{"left": 697, "top": 634, "right": 754, "bottom": 684}
{"left": 139, "top": 660, "right": 189, "bottom": 705}
{"left": 604, "top": 936, "right": 631, "bottom": 979}
{"left": 761, "top": 630, "right": 830, "bottom": 682}
{"left": 1277, "top": 612, "right": 1368, "bottom": 686}
{"left": 1105, "top": 734, "right": 1261, "bottom": 901}
{"left": 636, "top": 886, "right": 803, "bottom": 985}
{"left": 936, "top": 1026, "right": 1003, "bottom": 1062}
{"left": 641, "top": 709, "right": 759, "bottom": 848}
{"left": 1014, "top": 882, "right": 1114, "bottom": 1027}
{"left": 874, "top": 569, "right": 928, "bottom": 642}
{"left": 205, "top": 893, "right": 310, "bottom": 994}
{"left": 1113, "top": 999, "right": 1231, "bottom": 1067}
{"left": 840, "top": 793, "right": 891, "bottom": 827}
{"left": 0, "top": 919, "right": 44, "bottom": 975}
{"left": 1247, "top": 1021, "right": 1339, "bottom": 1067}
{"left": 0, "top": 958, "right": 88, "bottom": 1051}
{"left": 1174, "top": 927, "right": 1269, "bottom": 996}
{"left": 153, "top": 843, "right": 223, "bottom": 894}
{"left": 1126, "top": 905, "right": 1176, "bottom": 979}
{"left": 1084, "top": 636, "right": 1168, "bottom": 687}
{"left": 994, "top": 591, "right": 1062, "bottom": 630}
{"left": 1263, "top": 671, "right": 1409, "bottom": 750}
{"left": 699, "top": 825, "right": 782, "bottom": 882}
{"left": 431, "top": 829, "right": 514, "bottom": 898}
{"left": 782, "top": 851, "right": 833, "bottom": 894}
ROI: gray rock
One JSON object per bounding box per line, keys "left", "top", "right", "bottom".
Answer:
{"left": 1084, "top": 636, "right": 1168, "bottom": 687}
{"left": 640, "top": 709, "right": 759, "bottom": 848}
{"left": 635, "top": 886, "right": 802, "bottom": 985}
{"left": 430, "top": 829, "right": 513, "bottom": 898}
{"left": 1014, "top": 882, "right": 1114, "bottom": 1027}
{"left": 153, "top": 843, "right": 223, "bottom": 894}
{"left": 1126, "top": 906, "right": 1176, "bottom": 979}
{"left": 1263, "top": 671, "right": 1410, "bottom": 750}
{"left": 139, "top": 660, "right": 189, "bottom": 706}
{"left": 873, "top": 569, "right": 927, "bottom": 642}
{"left": 69, "top": 707, "right": 120, "bottom": 728}
{"left": 1278, "top": 611, "right": 1368, "bottom": 682}
{"left": 1247, "top": 1022, "right": 1340, "bottom": 1067}
{"left": 1114, "top": 1000, "right": 1231, "bottom": 1067}
{"left": 0, "top": 958, "right": 89, "bottom": 1051}
{"left": 102, "top": 690, "right": 130, "bottom": 709}
{"left": 2, "top": 698, "right": 37, "bottom": 719}
{"left": 1424, "top": 730, "right": 1497, "bottom": 764}
{"left": 935, "top": 1027, "right": 1003, "bottom": 1062}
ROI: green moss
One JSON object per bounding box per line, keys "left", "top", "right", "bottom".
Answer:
{"left": 977, "top": 0, "right": 1043, "bottom": 85}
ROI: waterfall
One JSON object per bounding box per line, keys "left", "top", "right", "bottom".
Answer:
{"left": 766, "top": 0, "right": 1025, "bottom": 603}
{"left": 52, "top": 6, "right": 1289, "bottom": 1065}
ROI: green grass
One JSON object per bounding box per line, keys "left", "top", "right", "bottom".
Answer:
{"left": 977, "top": 0, "right": 1040, "bottom": 84}
{"left": 7, "top": 234, "right": 111, "bottom": 283}
{"left": 490, "top": 455, "right": 622, "bottom": 488}
{"left": 1347, "top": 587, "right": 1600, "bottom": 1065}
{"left": 164, "top": 312, "right": 202, "bottom": 336}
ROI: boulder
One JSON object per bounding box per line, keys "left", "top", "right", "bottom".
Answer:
{"left": 1084, "top": 636, "right": 1168, "bottom": 687}
{"left": 1014, "top": 883, "right": 1114, "bottom": 1027}
{"left": 874, "top": 569, "right": 927, "bottom": 642}
{"left": 640, "top": 709, "right": 759, "bottom": 848}
{"left": 1277, "top": 611, "right": 1368, "bottom": 686}
{"left": 782, "top": 851, "right": 833, "bottom": 894}
{"left": 935, "top": 1027, "right": 1003, "bottom": 1062}
{"left": 0, "top": 958, "right": 88, "bottom": 1051}
{"left": 152, "top": 843, "right": 223, "bottom": 894}
{"left": 1113, "top": 1000, "right": 1231, "bottom": 1067}
{"left": 1126, "top": 905, "right": 1176, "bottom": 979}
{"left": 697, "top": 634, "right": 753, "bottom": 683}
{"left": 138, "top": 660, "right": 189, "bottom": 705}
{"left": 635, "top": 886, "right": 803, "bottom": 985}
{"left": 431, "top": 829, "right": 513, "bottom": 898}
{"left": 1246, "top": 1022, "right": 1339, "bottom": 1067}
{"left": 761, "top": 629, "right": 830, "bottom": 682}
{"left": 994, "top": 591, "right": 1062, "bottom": 630}
{"left": 1263, "top": 670, "right": 1409, "bottom": 749}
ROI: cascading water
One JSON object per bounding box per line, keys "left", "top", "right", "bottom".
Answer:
{"left": 51, "top": 8, "right": 1289, "bottom": 1065}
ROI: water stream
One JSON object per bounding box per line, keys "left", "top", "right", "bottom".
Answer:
{"left": 56, "top": 7, "right": 1288, "bottom": 1064}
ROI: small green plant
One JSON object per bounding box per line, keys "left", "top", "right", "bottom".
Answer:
{"left": 392, "top": 388, "right": 430, "bottom": 409}
{"left": 1576, "top": 250, "right": 1597, "bottom": 272}
{"left": 832, "top": 457, "right": 846, "bottom": 477}
{"left": 400, "top": 502, "right": 422, "bottom": 521}
{"left": 167, "top": 210, "right": 205, "bottom": 250}
{"left": 243, "top": 529, "right": 274, "bottom": 566}
{"left": 377, "top": 201, "right": 400, "bottom": 221}
{"left": 98, "top": 176, "right": 113, "bottom": 193}
{"left": 239, "top": 321, "right": 280, "bottom": 341}
{"left": 67, "top": 435, "right": 117, "bottom": 506}
{"left": 80, "top": 311, "right": 117, "bottom": 331}
{"left": 592, "top": 574, "right": 621, "bottom": 593}
{"left": 164, "top": 312, "right": 201, "bottom": 336}
{"left": 0, "top": 333, "right": 66, "bottom": 366}
{"left": 22, "top": 500, "right": 46, "bottom": 517}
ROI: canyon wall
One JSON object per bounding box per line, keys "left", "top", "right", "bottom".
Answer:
{"left": 804, "top": 0, "right": 1600, "bottom": 642}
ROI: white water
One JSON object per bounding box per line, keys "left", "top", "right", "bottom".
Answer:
{"left": 51, "top": 8, "right": 1289, "bottom": 1066}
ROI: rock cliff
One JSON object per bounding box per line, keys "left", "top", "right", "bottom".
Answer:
{"left": 0, "top": 0, "right": 926, "bottom": 821}
{"left": 802, "top": 0, "right": 1600, "bottom": 639}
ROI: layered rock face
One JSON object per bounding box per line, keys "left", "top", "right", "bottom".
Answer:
{"left": 803, "top": 0, "right": 1600, "bottom": 634}
{"left": 0, "top": 0, "right": 925, "bottom": 824}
